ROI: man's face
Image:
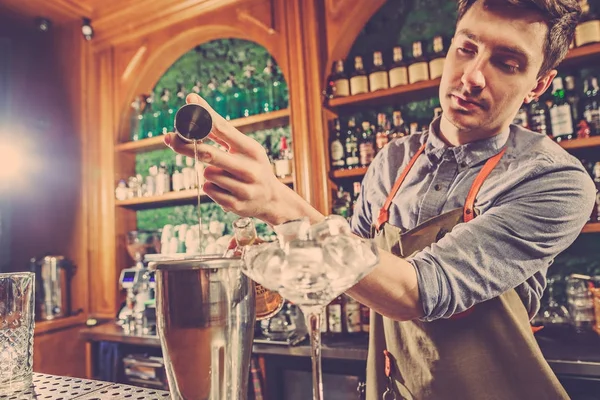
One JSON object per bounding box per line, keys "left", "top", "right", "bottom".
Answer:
{"left": 439, "top": 1, "right": 552, "bottom": 134}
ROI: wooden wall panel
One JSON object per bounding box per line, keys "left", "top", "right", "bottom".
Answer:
{"left": 88, "top": 49, "right": 120, "bottom": 319}
{"left": 323, "top": 0, "right": 386, "bottom": 83}
{"left": 34, "top": 325, "right": 87, "bottom": 378}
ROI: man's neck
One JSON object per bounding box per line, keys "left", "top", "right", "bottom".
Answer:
{"left": 438, "top": 115, "right": 505, "bottom": 147}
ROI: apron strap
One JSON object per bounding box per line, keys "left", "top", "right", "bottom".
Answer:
{"left": 463, "top": 147, "right": 507, "bottom": 222}
{"left": 375, "top": 143, "right": 427, "bottom": 231}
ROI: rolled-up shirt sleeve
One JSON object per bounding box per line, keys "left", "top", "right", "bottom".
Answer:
{"left": 411, "top": 160, "right": 596, "bottom": 321}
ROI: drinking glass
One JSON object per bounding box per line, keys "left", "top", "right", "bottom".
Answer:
{"left": 242, "top": 216, "right": 379, "bottom": 400}
{"left": 0, "top": 272, "right": 35, "bottom": 394}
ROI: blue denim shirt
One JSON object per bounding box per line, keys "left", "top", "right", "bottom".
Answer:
{"left": 351, "top": 117, "right": 596, "bottom": 321}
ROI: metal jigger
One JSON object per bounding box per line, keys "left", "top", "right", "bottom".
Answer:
{"left": 174, "top": 103, "right": 213, "bottom": 142}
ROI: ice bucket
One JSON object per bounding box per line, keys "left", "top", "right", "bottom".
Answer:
{"left": 152, "top": 256, "right": 255, "bottom": 400}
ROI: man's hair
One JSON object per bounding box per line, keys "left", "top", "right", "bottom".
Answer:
{"left": 457, "top": 0, "right": 582, "bottom": 77}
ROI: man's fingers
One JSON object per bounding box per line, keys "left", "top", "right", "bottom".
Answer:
{"left": 165, "top": 133, "right": 252, "bottom": 180}
{"left": 204, "top": 166, "right": 252, "bottom": 200}
{"left": 202, "top": 182, "right": 239, "bottom": 213}
{"left": 207, "top": 132, "right": 230, "bottom": 151}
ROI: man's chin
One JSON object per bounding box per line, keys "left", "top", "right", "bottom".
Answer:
{"left": 444, "top": 108, "right": 485, "bottom": 130}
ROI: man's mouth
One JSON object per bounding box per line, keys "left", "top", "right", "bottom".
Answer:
{"left": 451, "top": 94, "right": 485, "bottom": 110}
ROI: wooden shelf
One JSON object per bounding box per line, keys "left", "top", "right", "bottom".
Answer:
{"left": 34, "top": 314, "right": 88, "bottom": 335}
{"left": 116, "top": 176, "right": 294, "bottom": 209}
{"left": 558, "top": 136, "right": 600, "bottom": 150}
{"left": 328, "top": 79, "right": 441, "bottom": 109}
{"left": 582, "top": 223, "right": 600, "bottom": 233}
{"left": 561, "top": 42, "right": 600, "bottom": 67}
{"left": 115, "top": 108, "right": 291, "bottom": 154}
{"left": 331, "top": 167, "right": 368, "bottom": 179}
{"left": 327, "top": 43, "right": 600, "bottom": 110}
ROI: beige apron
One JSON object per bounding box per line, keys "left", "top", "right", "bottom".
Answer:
{"left": 366, "top": 143, "right": 568, "bottom": 400}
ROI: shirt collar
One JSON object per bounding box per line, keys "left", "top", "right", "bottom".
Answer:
{"left": 425, "top": 116, "right": 510, "bottom": 167}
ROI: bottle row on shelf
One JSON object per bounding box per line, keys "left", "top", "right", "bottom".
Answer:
{"left": 128, "top": 59, "right": 289, "bottom": 142}
{"left": 329, "top": 108, "right": 441, "bottom": 171}
{"left": 514, "top": 75, "right": 600, "bottom": 141}
{"left": 325, "top": 35, "right": 447, "bottom": 99}
{"left": 332, "top": 182, "right": 362, "bottom": 221}
{"left": 115, "top": 155, "right": 204, "bottom": 201}
{"left": 321, "top": 294, "right": 370, "bottom": 336}
{"left": 115, "top": 135, "right": 294, "bottom": 202}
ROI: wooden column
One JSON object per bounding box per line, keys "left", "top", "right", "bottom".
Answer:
{"left": 282, "top": 0, "right": 329, "bottom": 214}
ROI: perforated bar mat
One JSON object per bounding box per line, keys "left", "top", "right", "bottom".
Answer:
{"left": 0, "top": 373, "right": 170, "bottom": 399}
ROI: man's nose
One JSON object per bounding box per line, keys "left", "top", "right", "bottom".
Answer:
{"left": 461, "top": 59, "right": 486, "bottom": 92}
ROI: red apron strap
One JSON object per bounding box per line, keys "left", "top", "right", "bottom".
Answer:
{"left": 463, "top": 147, "right": 507, "bottom": 222}
{"left": 375, "top": 143, "right": 427, "bottom": 231}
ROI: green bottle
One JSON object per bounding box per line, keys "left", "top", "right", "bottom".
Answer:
{"left": 176, "top": 82, "right": 188, "bottom": 109}
{"left": 243, "top": 65, "right": 263, "bottom": 117}
{"left": 130, "top": 95, "right": 142, "bottom": 141}
{"left": 224, "top": 74, "right": 243, "bottom": 120}
{"left": 207, "top": 78, "right": 227, "bottom": 118}
{"left": 158, "top": 88, "right": 172, "bottom": 135}
{"left": 271, "top": 62, "right": 288, "bottom": 110}
{"left": 142, "top": 93, "right": 156, "bottom": 139}
{"left": 262, "top": 59, "right": 276, "bottom": 112}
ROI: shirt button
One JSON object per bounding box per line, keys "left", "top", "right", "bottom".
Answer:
{"left": 434, "top": 184, "right": 442, "bottom": 191}
{"left": 460, "top": 162, "right": 467, "bottom": 168}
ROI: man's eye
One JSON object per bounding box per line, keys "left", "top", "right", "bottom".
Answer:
{"left": 457, "top": 47, "right": 475, "bottom": 55}
{"left": 498, "top": 62, "right": 519, "bottom": 73}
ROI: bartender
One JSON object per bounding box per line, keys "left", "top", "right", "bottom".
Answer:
{"left": 165, "top": 0, "right": 594, "bottom": 398}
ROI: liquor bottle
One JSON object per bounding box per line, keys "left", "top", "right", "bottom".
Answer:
{"left": 155, "top": 162, "right": 171, "bottom": 195}
{"left": 375, "top": 113, "right": 389, "bottom": 151}
{"left": 350, "top": 56, "right": 369, "bottom": 95}
{"left": 369, "top": 51, "right": 389, "bottom": 92}
{"left": 272, "top": 63, "right": 288, "bottom": 110}
{"left": 564, "top": 76, "right": 580, "bottom": 124}
{"left": 330, "top": 60, "right": 350, "bottom": 98}
{"left": 142, "top": 93, "right": 156, "bottom": 138}
{"left": 345, "top": 117, "right": 360, "bottom": 169}
{"left": 177, "top": 82, "right": 189, "bottom": 109}
{"left": 344, "top": 295, "right": 362, "bottom": 335}
{"left": 591, "top": 162, "right": 600, "bottom": 221}
{"left": 428, "top": 35, "right": 447, "bottom": 80}
{"left": 330, "top": 118, "right": 346, "bottom": 170}
{"left": 529, "top": 98, "right": 551, "bottom": 136}
{"left": 274, "top": 136, "right": 293, "bottom": 178}
{"left": 583, "top": 77, "right": 600, "bottom": 136}
{"left": 231, "top": 217, "right": 285, "bottom": 320}
{"left": 359, "top": 121, "right": 376, "bottom": 167}
{"left": 130, "top": 96, "right": 143, "bottom": 141}
{"left": 262, "top": 59, "right": 276, "bottom": 112}
{"left": 351, "top": 181, "right": 362, "bottom": 212}
{"left": 408, "top": 40, "right": 429, "bottom": 84}
{"left": 575, "top": 0, "right": 600, "bottom": 47}
{"left": 389, "top": 110, "right": 409, "bottom": 141}
{"left": 157, "top": 88, "right": 170, "bottom": 135}
{"left": 332, "top": 186, "right": 351, "bottom": 218}
{"left": 388, "top": 46, "right": 409, "bottom": 88}
{"left": 263, "top": 134, "right": 276, "bottom": 174}
{"left": 327, "top": 295, "right": 344, "bottom": 335}
{"left": 243, "top": 65, "right": 263, "bottom": 117}
{"left": 225, "top": 74, "right": 245, "bottom": 121}
{"left": 207, "top": 78, "right": 227, "bottom": 118}
{"left": 360, "top": 304, "right": 370, "bottom": 333}
{"left": 549, "top": 77, "right": 575, "bottom": 142}
{"left": 409, "top": 121, "right": 419, "bottom": 136}
{"left": 172, "top": 155, "right": 185, "bottom": 192}
{"left": 162, "top": 88, "right": 177, "bottom": 135}
{"left": 512, "top": 105, "right": 530, "bottom": 129}
{"left": 182, "top": 157, "right": 196, "bottom": 190}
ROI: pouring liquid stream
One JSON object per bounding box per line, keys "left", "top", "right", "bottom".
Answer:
{"left": 193, "top": 139, "right": 203, "bottom": 253}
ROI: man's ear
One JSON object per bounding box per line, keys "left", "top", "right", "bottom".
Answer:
{"left": 523, "top": 69, "right": 558, "bottom": 104}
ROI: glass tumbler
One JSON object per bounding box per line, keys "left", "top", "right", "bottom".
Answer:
{"left": 0, "top": 272, "right": 35, "bottom": 394}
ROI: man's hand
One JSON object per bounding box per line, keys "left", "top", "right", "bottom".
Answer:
{"left": 164, "top": 93, "right": 324, "bottom": 226}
